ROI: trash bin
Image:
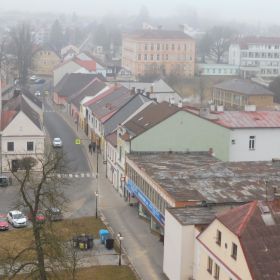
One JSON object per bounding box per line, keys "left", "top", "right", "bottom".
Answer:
{"left": 105, "top": 238, "right": 114, "bottom": 250}
{"left": 87, "top": 235, "right": 94, "bottom": 249}
{"left": 99, "top": 229, "right": 110, "bottom": 244}
{"left": 73, "top": 236, "right": 78, "bottom": 248}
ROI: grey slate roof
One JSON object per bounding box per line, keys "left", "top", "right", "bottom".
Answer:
{"left": 103, "top": 93, "right": 152, "bottom": 136}
{"left": 88, "top": 86, "right": 131, "bottom": 119}
{"left": 68, "top": 78, "right": 106, "bottom": 108}
{"left": 214, "top": 79, "right": 274, "bottom": 96}
{"left": 55, "top": 73, "right": 105, "bottom": 98}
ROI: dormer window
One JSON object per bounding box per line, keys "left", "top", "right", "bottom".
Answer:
{"left": 216, "top": 230, "right": 222, "bottom": 246}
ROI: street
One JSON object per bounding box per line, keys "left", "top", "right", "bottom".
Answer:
{"left": 0, "top": 97, "right": 167, "bottom": 280}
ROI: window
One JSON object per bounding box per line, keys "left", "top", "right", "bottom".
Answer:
{"left": 138, "top": 54, "right": 141, "bottom": 60}
{"left": 144, "top": 44, "right": 147, "bottom": 50}
{"left": 157, "top": 54, "right": 160, "bottom": 60}
{"left": 151, "top": 44, "right": 154, "bottom": 50}
{"left": 144, "top": 54, "right": 147, "bottom": 60}
{"left": 171, "top": 44, "right": 175, "bottom": 50}
{"left": 150, "top": 54, "right": 153, "bottom": 60}
{"left": 231, "top": 243, "right": 238, "bottom": 260}
{"left": 7, "top": 142, "right": 14, "bottom": 151}
{"left": 216, "top": 230, "right": 222, "bottom": 246}
{"left": 249, "top": 136, "right": 256, "bottom": 150}
{"left": 214, "top": 264, "right": 220, "bottom": 280}
{"left": 207, "top": 257, "right": 213, "bottom": 274}
{"left": 157, "top": 43, "right": 160, "bottom": 50}
{"left": 166, "top": 54, "right": 168, "bottom": 60}
{"left": 27, "top": 142, "right": 34, "bottom": 151}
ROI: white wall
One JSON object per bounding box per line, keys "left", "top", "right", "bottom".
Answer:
{"left": 229, "top": 128, "right": 280, "bottom": 161}
{"left": 228, "top": 44, "right": 240, "bottom": 66}
{"left": 163, "top": 210, "right": 195, "bottom": 280}
{"left": 53, "top": 60, "right": 80, "bottom": 86}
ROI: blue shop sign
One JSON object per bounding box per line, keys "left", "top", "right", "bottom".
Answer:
{"left": 126, "top": 179, "right": 165, "bottom": 225}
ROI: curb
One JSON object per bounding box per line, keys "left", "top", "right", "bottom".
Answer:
{"left": 53, "top": 105, "right": 143, "bottom": 280}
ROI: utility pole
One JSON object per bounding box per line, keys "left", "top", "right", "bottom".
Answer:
{"left": 0, "top": 77, "right": 2, "bottom": 174}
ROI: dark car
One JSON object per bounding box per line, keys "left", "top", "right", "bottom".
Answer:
{"left": 46, "top": 208, "right": 63, "bottom": 221}
{"left": 34, "top": 78, "right": 45, "bottom": 84}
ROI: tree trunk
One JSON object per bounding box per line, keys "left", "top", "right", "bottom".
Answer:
{"left": 33, "top": 225, "right": 47, "bottom": 280}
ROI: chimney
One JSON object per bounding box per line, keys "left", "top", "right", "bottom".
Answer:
{"left": 208, "top": 148, "right": 215, "bottom": 156}
{"left": 177, "top": 100, "right": 183, "bottom": 108}
{"left": 199, "top": 107, "right": 210, "bottom": 117}
{"left": 130, "top": 87, "right": 136, "bottom": 95}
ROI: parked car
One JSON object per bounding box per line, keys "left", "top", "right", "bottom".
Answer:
{"left": 27, "top": 210, "right": 46, "bottom": 224}
{"left": 46, "top": 207, "right": 63, "bottom": 221}
{"left": 35, "top": 90, "right": 41, "bottom": 96}
{"left": 0, "top": 214, "right": 9, "bottom": 231}
{"left": 52, "top": 137, "right": 63, "bottom": 148}
{"left": 29, "top": 75, "right": 37, "bottom": 81}
{"left": 34, "top": 78, "right": 45, "bottom": 84}
{"left": 7, "top": 210, "right": 27, "bottom": 228}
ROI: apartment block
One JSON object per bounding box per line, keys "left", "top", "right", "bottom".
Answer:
{"left": 122, "top": 30, "right": 195, "bottom": 78}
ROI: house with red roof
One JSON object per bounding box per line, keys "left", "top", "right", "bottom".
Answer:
{"left": 195, "top": 200, "right": 280, "bottom": 280}
{"left": 1, "top": 94, "right": 45, "bottom": 172}
{"left": 53, "top": 56, "right": 106, "bottom": 86}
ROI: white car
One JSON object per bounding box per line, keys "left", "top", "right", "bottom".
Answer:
{"left": 35, "top": 90, "right": 41, "bottom": 96}
{"left": 52, "top": 137, "right": 63, "bottom": 148}
{"left": 7, "top": 210, "right": 27, "bottom": 228}
{"left": 30, "top": 75, "right": 37, "bottom": 81}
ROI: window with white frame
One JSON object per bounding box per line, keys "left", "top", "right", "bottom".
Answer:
{"left": 214, "top": 264, "right": 220, "bottom": 279}
{"left": 207, "top": 256, "right": 213, "bottom": 274}
{"left": 249, "top": 136, "right": 256, "bottom": 150}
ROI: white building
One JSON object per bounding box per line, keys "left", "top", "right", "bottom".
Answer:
{"left": 229, "top": 36, "right": 280, "bottom": 78}
{"left": 1, "top": 95, "right": 45, "bottom": 172}
{"left": 196, "top": 63, "right": 239, "bottom": 76}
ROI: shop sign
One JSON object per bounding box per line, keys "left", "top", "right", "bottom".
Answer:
{"left": 126, "top": 179, "right": 165, "bottom": 225}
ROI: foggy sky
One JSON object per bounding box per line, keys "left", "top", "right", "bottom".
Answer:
{"left": 1, "top": 0, "right": 279, "bottom": 24}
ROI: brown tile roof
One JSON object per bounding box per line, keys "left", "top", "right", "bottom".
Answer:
{"left": 124, "top": 29, "right": 194, "bottom": 40}
{"left": 123, "top": 102, "right": 179, "bottom": 139}
{"left": 217, "top": 200, "right": 280, "bottom": 280}
{"left": 105, "top": 131, "right": 117, "bottom": 147}
{"left": 1, "top": 111, "right": 17, "bottom": 130}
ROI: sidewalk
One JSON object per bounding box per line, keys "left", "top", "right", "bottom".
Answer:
{"left": 58, "top": 109, "right": 167, "bottom": 280}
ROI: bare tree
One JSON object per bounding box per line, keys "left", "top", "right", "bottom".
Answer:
{"left": 9, "top": 23, "right": 33, "bottom": 86}
{"left": 200, "top": 26, "right": 235, "bottom": 64}
{"left": 0, "top": 148, "right": 70, "bottom": 280}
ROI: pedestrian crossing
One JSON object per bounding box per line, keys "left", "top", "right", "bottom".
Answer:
{"left": 56, "top": 172, "right": 96, "bottom": 179}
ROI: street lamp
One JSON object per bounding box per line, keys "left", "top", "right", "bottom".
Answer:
{"left": 95, "top": 190, "right": 99, "bottom": 219}
{"left": 117, "top": 232, "right": 124, "bottom": 266}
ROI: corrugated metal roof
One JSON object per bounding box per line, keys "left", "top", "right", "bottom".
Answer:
{"left": 184, "top": 108, "right": 280, "bottom": 128}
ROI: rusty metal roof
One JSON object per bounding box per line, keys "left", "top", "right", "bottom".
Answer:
{"left": 127, "top": 152, "right": 280, "bottom": 203}
{"left": 184, "top": 108, "right": 280, "bottom": 128}
{"left": 217, "top": 201, "right": 280, "bottom": 280}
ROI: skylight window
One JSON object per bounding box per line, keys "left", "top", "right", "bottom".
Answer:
{"left": 138, "top": 117, "right": 144, "bottom": 121}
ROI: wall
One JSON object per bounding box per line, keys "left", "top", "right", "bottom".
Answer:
{"left": 131, "top": 111, "right": 231, "bottom": 161}
{"left": 164, "top": 211, "right": 199, "bottom": 280}
{"left": 248, "top": 95, "right": 274, "bottom": 107}
{"left": 196, "top": 219, "right": 251, "bottom": 280}
{"left": 228, "top": 44, "right": 241, "bottom": 66}
{"left": 53, "top": 60, "right": 80, "bottom": 86}
{"left": 229, "top": 128, "right": 280, "bottom": 161}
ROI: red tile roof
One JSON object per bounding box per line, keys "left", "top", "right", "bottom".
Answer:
{"left": 184, "top": 108, "right": 280, "bottom": 128}
{"left": 215, "top": 200, "right": 280, "bottom": 280}
{"left": 1, "top": 111, "right": 17, "bottom": 130}
{"left": 74, "top": 58, "right": 96, "bottom": 71}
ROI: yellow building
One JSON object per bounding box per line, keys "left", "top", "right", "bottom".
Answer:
{"left": 32, "top": 47, "right": 61, "bottom": 76}
{"left": 122, "top": 30, "right": 195, "bottom": 78}
{"left": 212, "top": 79, "right": 275, "bottom": 109}
{"left": 195, "top": 200, "right": 280, "bottom": 280}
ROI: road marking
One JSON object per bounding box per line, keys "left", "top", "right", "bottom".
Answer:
{"left": 81, "top": 173, "right": 84, "bottom": 177}
{"left": 69, "top": 174, "right": 73, "bottom": 178}
{"left": 86, "top": 173, "right": 90, "bottom": 177}
{"left": 75, "top": 174, "right": 79, "bottom": 178}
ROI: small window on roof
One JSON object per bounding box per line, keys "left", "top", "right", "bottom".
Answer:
{"left": 144, "top": 122, "right": 150, "bottom": 126}
{"left": 138, "top": 117, "right": 144, "bottom": 121}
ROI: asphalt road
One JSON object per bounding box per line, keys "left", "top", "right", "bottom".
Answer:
{"left": 44, "top": 103, "right": 90, "bottom": 173}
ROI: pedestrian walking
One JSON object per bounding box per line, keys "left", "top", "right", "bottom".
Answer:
{"left": 88, "top": 143, "right": 92, "bottom": 153}
{"left": 92, "top": 142, "right": 96, "bottom": 153}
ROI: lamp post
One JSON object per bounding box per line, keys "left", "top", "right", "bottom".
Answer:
{"left": 117, "top": 232, "right": 124, "bottom": 266}
{"left": 95, "top": 190, "right": 99, "bottom": 218}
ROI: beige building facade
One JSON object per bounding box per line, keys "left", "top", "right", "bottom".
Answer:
{"left": 122, "top": 30, "right": 195, "bottom": 78}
